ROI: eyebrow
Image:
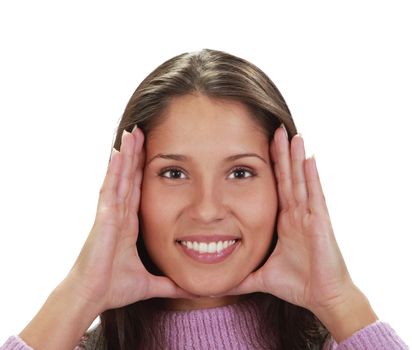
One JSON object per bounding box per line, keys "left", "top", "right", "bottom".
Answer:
{"left": 147, "top": 153, "right": 267, "bottom": 165}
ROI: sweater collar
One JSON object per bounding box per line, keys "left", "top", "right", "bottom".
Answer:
{"left": 151, "top": 294, "right": 275, "bottom": 349}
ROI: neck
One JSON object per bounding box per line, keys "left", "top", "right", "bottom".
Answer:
{"left": 163, "top": 294, "right": 247, "bottom": 311}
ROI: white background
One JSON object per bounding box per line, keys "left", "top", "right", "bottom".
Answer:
{"left": 0, "top": 0, "right": 411, "bottom": 346}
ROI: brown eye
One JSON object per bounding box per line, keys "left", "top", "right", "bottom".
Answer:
{"left": 159, "top": 167, "right": 187, "bottom": 180}
{"left": 228, "top": 167, "right": 256, "bottom": 179}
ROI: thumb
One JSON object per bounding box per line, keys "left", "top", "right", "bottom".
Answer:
{"left": 217, "top": 271, "right": 263, "bottom": 297}
{"left": 143, "top": 275, "right": 196, "bottom": 300}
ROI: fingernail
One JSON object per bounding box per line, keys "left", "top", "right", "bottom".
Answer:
{"left": 280, "top": 123, "right": 288, "bottom": 138}
{"left": 122, "top": 129, "right": 129, "bottom": 137}
{"left": 309, "top": 154, "right": 317, "bottom": 174}
{"left": 111, "top": 147, "right": 118, "bottom": 158}
{"left": 132, "top": 124, "right": 137, "bottom": 132}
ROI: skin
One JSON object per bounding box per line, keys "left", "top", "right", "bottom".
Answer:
{"left": 140, "top": 94, "right": 277, "bottom": 306}
{"left": 18, "top": 93, "right": 378, "bottom": 349}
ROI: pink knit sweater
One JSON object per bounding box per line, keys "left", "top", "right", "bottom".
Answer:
{"left": 1, "top": 297, "right": 409, "bottom": 349}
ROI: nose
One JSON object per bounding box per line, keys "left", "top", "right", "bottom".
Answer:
{"left": 188, "top": 179, "right": 227, "bottom": 224}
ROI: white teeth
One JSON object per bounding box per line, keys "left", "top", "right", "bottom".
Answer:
{"left": 199, "top": 242, "right": 208, "bottom": 253}
{"left": 179, "top": 240, "right": 237, "bottom": 254}
{"left": 207, "top": 242, "right": 217, "bottom": 253}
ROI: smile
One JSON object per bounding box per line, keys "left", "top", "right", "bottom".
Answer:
{"left": 176, "top": 237, "right": 240, "bottom": 264}
{"left": 179, "top": 240, "right": 237, "bottom": 253}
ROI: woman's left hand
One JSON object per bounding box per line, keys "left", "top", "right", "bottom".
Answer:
{"left": 225, "top": 126, "right": 377, "bottom": 340}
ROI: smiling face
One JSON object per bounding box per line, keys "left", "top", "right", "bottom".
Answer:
{"left": 140, "top": 94, "right": 278, "bottom": 301}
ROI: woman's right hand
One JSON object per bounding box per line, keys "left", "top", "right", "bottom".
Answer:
{"left": 18, "top": 127, "right": 188, "bottom": 350}
{"left": 66, "top": 126, "right": 189, "bottom": 313}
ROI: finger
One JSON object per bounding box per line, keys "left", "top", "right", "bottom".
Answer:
{"left": 272, "top": 125, "right": 295, "bottom": 210}
{"left": 117, "top": 130, "right": 136, "bottom": 201}
{"left": 144, "top": 276, "right": 195, "bottom": 299}
{"left": 128, "top": 125, "right": 141, "bottom": 178}
{"left": 305, "top": 156, "right": 328, "bottom": 215}
{"left": 216, "top": 272, "right": 262, "bottom": 297}
{"left": 98, "top": 148, "right": 122, "bottom": 207}
{"left": 129, "top": 132, "right": 145, "bottom": 215}
{"left": 290, "top": 134, "right": 308, "bottom": 205}
{"left": 123, "top": 126, "right": 142, "bottom": 209}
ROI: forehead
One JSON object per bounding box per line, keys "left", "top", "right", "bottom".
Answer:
{"left": 146, "top": 94, "right": 268, "bottom": 151}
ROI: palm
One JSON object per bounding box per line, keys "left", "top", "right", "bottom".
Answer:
{"left": 88, "top": 208, "right": 143, "bottom": 308}
{"left": 261, "top": 204, "right": 350, "bottom": 310}
{"left": 230, "top": 126, "right": 353, "bottom": 314}
{"left": 69, "top": 128, "right": 188, "bottom": 313}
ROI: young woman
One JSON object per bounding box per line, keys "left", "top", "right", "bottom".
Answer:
{"left": 1, "top": 49, "right": 408, "bottom": 349}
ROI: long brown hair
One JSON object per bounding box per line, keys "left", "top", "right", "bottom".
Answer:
{"left": 101, "top": 49, "right": 330, "bottom": 349}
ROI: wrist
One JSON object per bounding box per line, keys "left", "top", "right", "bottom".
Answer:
{"left": 63, "top": 271, "right": 106, "bottom": 315}
{"left": 313, "top": 285, "right": 378, "bottom": 343}
{"left": 55, "top": 276, "right": 103, "bottom": 320}
{"left": 19, "top": 278, "right": 101, "bottom": 350}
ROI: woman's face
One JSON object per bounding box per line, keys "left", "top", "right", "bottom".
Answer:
{"left": 140, "top": 94, "right": 277, "bottom": 299}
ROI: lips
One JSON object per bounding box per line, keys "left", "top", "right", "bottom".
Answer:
{"left": 176, "top": 235, "right": 241, "bottom": 264}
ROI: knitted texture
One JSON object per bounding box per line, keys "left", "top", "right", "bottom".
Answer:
{"left": 1, "top": 299, "right": 409, "bottom": 349}
{"left": 0, "top": 336, "right": 32, "bottom": 350}
{"left": 330, "top": 321, "right": 409, "bottom": 350}
{"left": 148, "top": 297, "right": 277, "bottom": 349}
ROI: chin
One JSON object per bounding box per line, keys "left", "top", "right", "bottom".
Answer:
{"left": 172, "top": 274, "right": 241, "bottom": 297}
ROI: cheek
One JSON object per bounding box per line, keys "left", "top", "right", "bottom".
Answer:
{"left": 139, "top": 180, "right": 175, "bottom": 271}
{"left": 140, "top": 179, "right": 169, "bottom": 237}
{"left": 240, "top": 176, "right": 278, "bottom": 260}
{"left": 237, "top": 176, "right": 278, "bottom": 230}
{"left": 140, "top": 173, "right": 159, "bottom": 241}
{"left": 139, "top": 176, "right": 188, "bottom": 264}
{"left": 140, "top": 179, "right": 183, "bottom": 228}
